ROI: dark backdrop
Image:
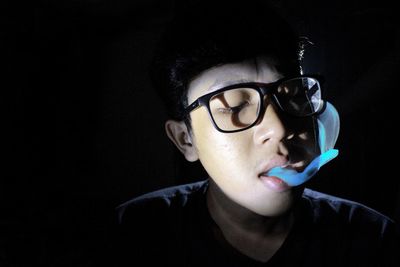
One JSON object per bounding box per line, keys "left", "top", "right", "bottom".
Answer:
{"left": 2, "top": 0, "right": 399, "bottom": 265}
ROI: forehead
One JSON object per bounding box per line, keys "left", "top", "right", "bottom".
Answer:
{"left": 187, "top": 58, "right": 283, "bottom": 103}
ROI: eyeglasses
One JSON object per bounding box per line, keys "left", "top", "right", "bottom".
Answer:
{"left": 183, "top": 76, "right": 325, "bottom": 133}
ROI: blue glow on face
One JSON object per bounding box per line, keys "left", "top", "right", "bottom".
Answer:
{"left": 318, "top": 118, "right": 327, "bottom": 153}
{"left": 266, "top": 149, "right": 338, "bottom": 186}
{"left": 266, "top": 103, "right": 340, "bottom": 186}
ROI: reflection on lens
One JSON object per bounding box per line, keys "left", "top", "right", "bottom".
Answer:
{"left": 276, "top": 77, "right": 322, "bottom": 116}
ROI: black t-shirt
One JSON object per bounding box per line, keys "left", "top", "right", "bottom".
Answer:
{"left": 112, "top": 180, "right": 399, "bottom": 267}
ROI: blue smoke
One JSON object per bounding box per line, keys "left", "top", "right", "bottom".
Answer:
{"left": 266, "top": 103, "right": 340, "bottom": 186}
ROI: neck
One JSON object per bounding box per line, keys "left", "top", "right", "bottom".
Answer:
{"left": 206, "top": 180, "right": 294, "bottom": 238}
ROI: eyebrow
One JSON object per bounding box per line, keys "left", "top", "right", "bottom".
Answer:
{"left": 208, "top": 79, "right": 253, "bottom": 92}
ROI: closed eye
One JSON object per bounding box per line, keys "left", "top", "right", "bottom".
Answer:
{"left": 216, "top": 101, "right": 250, "bottom": 114}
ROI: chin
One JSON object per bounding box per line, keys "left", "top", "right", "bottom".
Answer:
{"left": 244, "top": 192, "right": 295, "bottom": 217}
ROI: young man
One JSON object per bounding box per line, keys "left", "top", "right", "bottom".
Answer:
{"left": 113, "top": 1, "right": 398, "bottom": 266}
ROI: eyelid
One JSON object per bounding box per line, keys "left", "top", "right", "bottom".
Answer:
{"left": 215, "top": 101, "right": 250, "bottom": 114}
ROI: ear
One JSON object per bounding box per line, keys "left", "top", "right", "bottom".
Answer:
{"left": 165, "top": 120, "right": 199, "bottom": 162}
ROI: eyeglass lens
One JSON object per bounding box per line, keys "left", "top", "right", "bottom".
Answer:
{"left": 208, "top": 77, "right": 322, "bottom": 132}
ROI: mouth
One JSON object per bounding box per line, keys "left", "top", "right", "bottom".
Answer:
{"left": 258, "top": 160, "right": 307, "bottom": 192}
{"left": 259, "top": 175, "right": 291, "bottom": 192}
{"left": 258, "top": 160, "right": 307, "bottom": 177}
{"left": 283, "top": 161, "right": 307, "bottom": 172}
{"left": 261, "top": 149, "right": 340, "bottom": 187}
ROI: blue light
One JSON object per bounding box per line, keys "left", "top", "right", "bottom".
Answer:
{"left": 266, "top": 102, "right": 340, "bottom": 186}
{"left": 267, "top": 149, "right": 338, "bottom": 186}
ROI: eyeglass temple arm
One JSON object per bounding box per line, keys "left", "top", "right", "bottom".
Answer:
{"left": 184, "top": 100, "right": 201, "bottom": 115}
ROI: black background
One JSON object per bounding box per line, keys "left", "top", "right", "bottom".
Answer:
{"left": 2, "top": 0, "right": 399, "bottom": 265}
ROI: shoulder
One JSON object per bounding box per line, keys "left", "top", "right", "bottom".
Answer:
{"left": 116, "top": 179, "right": 209, "bottom": 224}
{"left": 112, "top": 180, "right": 209, "bottom": 265}
{"left": 301, "top": 188, "right": 395, "bottom": 240}
{"left": 303, "top": 188, "right": 393, "bottom": 223}
{"left": 299, "top": 189, "right": 399, "bottom": 265}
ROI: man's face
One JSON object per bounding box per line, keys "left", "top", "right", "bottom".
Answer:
{"left": 187, "top": 58, "right": 319, "bottom": 216}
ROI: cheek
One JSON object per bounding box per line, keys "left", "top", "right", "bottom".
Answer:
{"left": 191, "top": 110, "right": 251, "bottom": 172}
{"left": 285, "top": 117, "right": 319, "bottom": 160}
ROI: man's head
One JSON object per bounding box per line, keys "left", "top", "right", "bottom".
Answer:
{"left": 150, "top": 1, "right": 320, "bottom": 216}
{"left": 150, "top": 0, "right": 306, "bottom": 122}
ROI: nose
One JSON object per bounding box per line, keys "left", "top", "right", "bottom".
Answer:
{"left": 253, "top": 101, "right": 287, "bottom": 145}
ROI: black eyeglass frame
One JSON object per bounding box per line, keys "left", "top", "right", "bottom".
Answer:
{"left": 183, "top": 75, "right": 326, "bottom": 133}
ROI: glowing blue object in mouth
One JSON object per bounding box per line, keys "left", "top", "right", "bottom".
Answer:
{"left": 266, "top": 149, "right": 339, "bottom": 186}
{"left": 267, "top": 102, "right": 340, "bottom": 187}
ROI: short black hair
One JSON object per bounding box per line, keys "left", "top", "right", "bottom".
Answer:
{"left": 150, "top": 0, "right": 307, "bottom": 121}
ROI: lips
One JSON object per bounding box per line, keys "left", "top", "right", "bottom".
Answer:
{"left": 257, "top": 156, "right": 306, "bottom": 192}
{"left": 259, "top": 175, "right": 290, "bottom": 192}
{"left": 257, "top": 156, "right": 289, "bottom": 178}
{"left": 258, "top": 159, "right": 306, "bottom": 178}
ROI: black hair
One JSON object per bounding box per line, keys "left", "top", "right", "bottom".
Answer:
{"left": 150, "top": 0, "right": 307, "bottom": 122}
